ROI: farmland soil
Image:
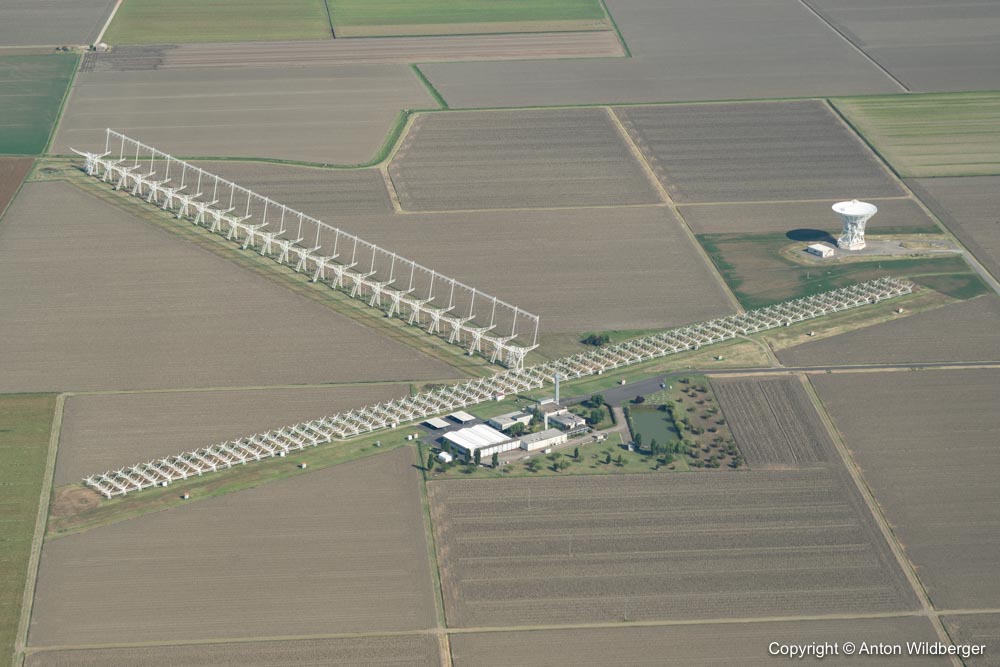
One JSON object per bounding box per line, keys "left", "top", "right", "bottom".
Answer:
{"left": 0, "top": 181, "right": 460, "bottom": 392}
{"left": 811, "top": 369, "right": 1000, "bottom": 609}
{"left": 28, "top": 447, "right": 438, "bottom": 646}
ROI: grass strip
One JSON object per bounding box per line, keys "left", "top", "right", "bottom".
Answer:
{"left": 0, "top": 394, "right": 57, "bottom": 663}
{"left": 411, "top": 64, "right": 449, "bottom": 109}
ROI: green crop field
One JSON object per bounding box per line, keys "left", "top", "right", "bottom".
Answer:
{"left": 327, "top": 0, "right": 608, "bottom": 36}
{"left": 699, "top": 232, "right": 988, "bottom": 309}
{"left": 832, "top": 92, "right": 1000, "bottom": 177}
{"left": 0, "top": 55, "right": 77, "bottom": 156}
{"left": 103, "top": 0, "right": 333, "bottom": 44}
{"left": 0, "top": 394, "right": 56, "bottom": 665}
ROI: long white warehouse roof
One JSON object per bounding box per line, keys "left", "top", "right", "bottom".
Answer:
{"left": 443, "top": 424, "right": 512, "bottom": 452}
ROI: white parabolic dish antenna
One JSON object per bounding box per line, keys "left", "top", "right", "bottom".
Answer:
{"left": 833, "top": 199, "right": 877, "bottom": 251}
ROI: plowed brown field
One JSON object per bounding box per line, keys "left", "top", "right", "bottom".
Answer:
{"left": 29, "top": 448, "right": 437, "bottom": 646}
{"left": 428, "top": 469, "right": 916, "bottom": 628}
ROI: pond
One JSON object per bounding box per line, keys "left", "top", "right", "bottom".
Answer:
{"left": 629, "top": 407, "right": 680, "bottom": 444}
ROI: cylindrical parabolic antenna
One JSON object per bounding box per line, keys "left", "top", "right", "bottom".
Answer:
{"left": 833, "top": 199, "right": 877, "bottom": 251}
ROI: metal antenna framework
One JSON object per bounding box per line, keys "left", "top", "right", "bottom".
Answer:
{"left": 72, "top": 130, "right": 541, "bottom": 368}
{"left": 83, "top": 277, "right": 914, "bottom": 498}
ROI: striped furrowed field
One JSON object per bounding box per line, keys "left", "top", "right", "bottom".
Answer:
{"left": 428, "top": 468, "right": 917, "bottom": 628}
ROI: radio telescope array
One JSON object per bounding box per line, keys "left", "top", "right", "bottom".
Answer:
{"left": 73, "top": 130, "right": 541, "bottom": 369}
{"left": 83, "top": 277, "right": 913, "bottom": 499}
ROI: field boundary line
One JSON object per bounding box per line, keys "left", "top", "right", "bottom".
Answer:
{"left": 64, "top": 379, "right": 450, "bottom": 398}
{"left": 603, "top": 106, "right": 745, "bottom": 314}
{"left": 598, "top": 0, "right": 631, "bottom": 58}
{"left": 379, "top": 164, "right": 403, "bottom": 213}
{"left": 797, "top": 0, "right": 909, "bottom": 92}
{"left": 799, "top": 375, "right": 961, "bottom": 666}
{"left": 392, "top": 201, "right": 668, "bottom": 215}
{"left": 25, "top": 609, "right": 945, "bottom": 654}
{"left": 678, "top": 195, "right": 913, "bottom": 208}
{"left": 411, "top": 64, "right": 449, "bottom": 109}
{"left": 13, "top": 393, "right": 65, "bottom": 667}
{"left": 414, "top": 445, "right": 449, "bottom": 629}
{"left": 322, "top": 0, "right": 337, "bottom": 38}
{"left": 93, "top": 0, "right": 125, "bottom": 45}
{"left": 41, "top": 53, "right": 82, "bottom": 157}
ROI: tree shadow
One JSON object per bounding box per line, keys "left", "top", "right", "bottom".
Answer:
{"left": 786, "top": 229, "right": 835, "bottom": 243}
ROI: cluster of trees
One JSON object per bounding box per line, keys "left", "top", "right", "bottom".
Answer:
{"left": 581, "top": 333, "right": 611, "bottom": 346}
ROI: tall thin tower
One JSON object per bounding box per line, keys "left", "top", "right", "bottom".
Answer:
{"left": 833, "top": 199, "right": 878, "bottom": 251}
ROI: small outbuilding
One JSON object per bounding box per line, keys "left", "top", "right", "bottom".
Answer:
{"left": 449, "top": 410, "right": 476, "bottom": 424}
{"left": 805, "top": 243, "right": 835, "bottom": 259}
{"left": 437, "top": 451, "right": 454, "bottom": 464}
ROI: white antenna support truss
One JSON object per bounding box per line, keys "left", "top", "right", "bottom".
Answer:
{"left": 82, "top": 277, "right": 913, "bottom": 499}
{"left": 72, "top": 130, "right": 540, "bottom": 368}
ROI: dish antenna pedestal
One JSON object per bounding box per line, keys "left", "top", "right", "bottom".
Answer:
{"left": 833, "top": 199, "right": 877, "bottom": 251}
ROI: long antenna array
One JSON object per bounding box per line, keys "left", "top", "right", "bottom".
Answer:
{"left": 73, "top": 129, "right": 541, "bottom": 368}
{"left": 82, "top": 277, "right": 913, "bottom": 499}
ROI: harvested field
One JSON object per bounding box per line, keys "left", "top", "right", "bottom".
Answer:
{"left": 427, "top": 469, "right": 916, "bottom": 628}
{"left": 807, "top": 0, "right": 1000, "bottom": 93}
{"left": 53, "top": 64, "right": 433, "bottom": 165}
{"left": 678, "top": 198, "right": 936, "bottom": 235}
{"left": 0, "top": 157, "right": 33, "bottom": 216}
{"left": 418, "top": 0, "right": 898, "bottom": 108}
{"left": 699, "top": 231, "right": 983, "bottom": 309}
{"left": 26, "top": 635, "right": 441, "bottom": 667}
{"left": 0, "top": 0, "right": 115, "bottom": 47}
{"left": 0, "top": 54, "right": 78, "bottom": 156}
{"left": 834, "top": 93, "right": 1000, "bottom": 177}
{"left": 0, "top": 181, "right": 460, "bottom": 392}
{"left": 712, "top": 376, "right": 833, "bottom": 467}
{"left": 778, "top": 296, "right": 1000, "bottom": 367}
{"left": 83, "top": 32, "right": 623, "bottom": 72}
{"left": 29, "top": 447, "right": 437, "bottom": 646}
{"left": 389, "top": 108, "right": 661, "bottom": 211}
{"left": 194, "top": 161, "right": 392, "bottom": 217}
{"left": 811, "top": 369, "right": 1000, "bottom": 609}
{"left": 451, "top": 617, "right": 946, "bottom": 666}
{"left": 910, "top": 176, "right": 1000, "bottom": 280}
{"left": 103, "top": 0, "right": 332, "bottom": 44}
{"left": 327, "top": 0, "right": 607, "bottom": 37}
{"left": 941, "top": 615, "right": 1000, "bottom": 667}
{"left": 615, "top": 100, "right": 903, "bottom": 204}
{"left": 330, "top": 207, "right": 735, "bottom": 333}
{"left": 55, "top": 384, "right": 410, "bottom": 485}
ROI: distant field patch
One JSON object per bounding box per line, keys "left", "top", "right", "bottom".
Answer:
{"left": 328, "top": 0, "right": 609, "bottom": 37}
{"left": 615, "top": 100, "right": 902, "bottom": 203}
{"left": 0, "top": 394, "right": 55, "bottom": 664}
{"left": 389, "top": 108, "right": 661, "bottom": 211}
{"left": 103, "top": 0, "right": 333, "bottom": 44}
{"left": 698, "top": 231, "right": 986, "bottom": 309}
{"left": 0, "top": 158, "right": 34, "bottom": 216}
{"left": 0, "top": 55, "right": 77, "bottom": 155}
{"left": 833, "top": 92, "right": 1000, "bottom": 177}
